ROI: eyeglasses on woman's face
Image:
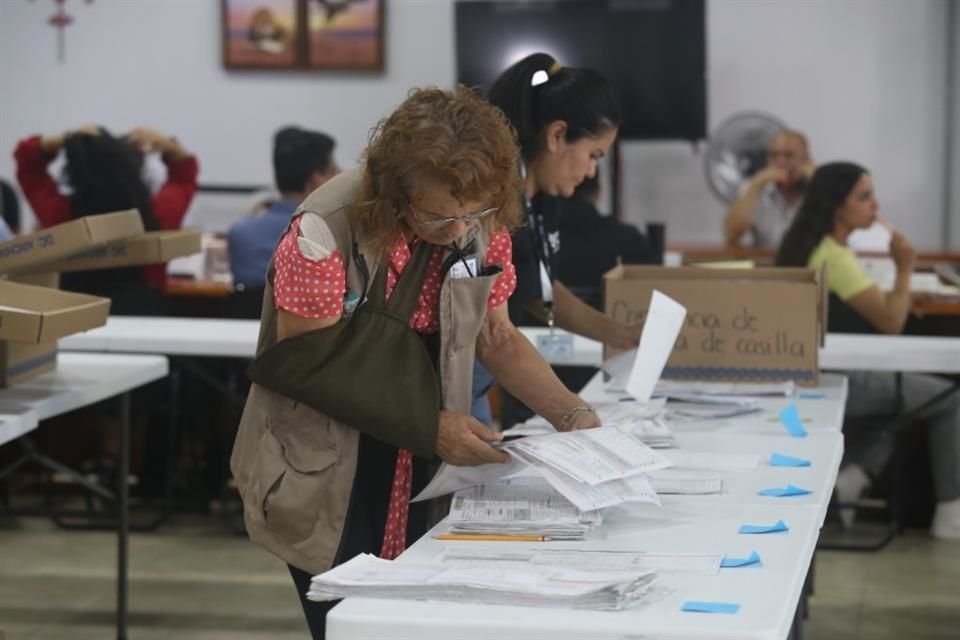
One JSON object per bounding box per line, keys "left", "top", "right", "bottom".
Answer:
{"left": 406, "top": 200, "right": 498, "bottom": 229}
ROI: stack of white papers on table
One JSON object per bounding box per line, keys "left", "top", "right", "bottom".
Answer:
{"left": 648, "top": 469, "right": 724, "bottom": 495}
{"left": 437, "top": 547, "right": 722, "bottom": 576}
{"left": 498, "top": 427, "right": 670, "bottom": 511}
{"left": 594, "top": 401, "right": 675, "bottom": 447}
{"left": 414, "top": 427, "right": 671, "bottom": 511}
{"left": 307, "top": 553, "right": 657, "bottom": 610}
{"left": 446, "top": 477, "right": 602, "bottom": 540}
{"left": 653, "top": 379, "right": 796, "bottom": 398}
{"left": 665, "top": 397, "right": 762, "bottom": 421}
{"left": 663, "top": 451, "right": 760, "bottom": 472}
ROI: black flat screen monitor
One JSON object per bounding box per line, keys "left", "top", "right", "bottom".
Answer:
{"left": 455, "top": 0, "right": 707, "bottom": 141}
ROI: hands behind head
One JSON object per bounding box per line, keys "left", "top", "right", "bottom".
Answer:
{"left": 435, "top": 410, "right": 510, "bottom": 466}
{"left": 71, "top": 123, "right": 102, "bottom": 138}
{"left": 40, "top": 124, "right": 100, "bottom": 154}
{"left": 126, "top": 127, "right": 173, "bottom": 153}
{"left": 125, "top": 126, "right": 190, "bottom": 160}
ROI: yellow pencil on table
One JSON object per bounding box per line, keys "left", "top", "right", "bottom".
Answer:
{"left": 433, "top": 533, "right": 550, "bottom": 542}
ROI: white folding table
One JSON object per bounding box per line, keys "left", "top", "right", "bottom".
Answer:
{"left": 0, "top": 352, "right": 169, "bottom": 640}
{"left": 327, "top": 374, "right": 847, "bottom": 640}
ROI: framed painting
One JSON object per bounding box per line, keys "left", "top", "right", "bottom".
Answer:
{"left": 307, "top": 0, "right": 384, "bottom": 70}
{"left": 223, "top": 0, "right": 384, "bottom": 71}
{"left": 223, "top": 0, "right": 300, "bottom": 69}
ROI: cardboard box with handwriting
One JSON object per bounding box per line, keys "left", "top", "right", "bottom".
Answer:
{"left": 604, "top": 265, "right": 826, "bottom": 386}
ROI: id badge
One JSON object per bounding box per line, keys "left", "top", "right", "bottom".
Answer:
{"left": 536, "top": 333, "right": 574, "bottom": 362}
{"left": 449, "top": 256, "right": 478, "bottom": 279}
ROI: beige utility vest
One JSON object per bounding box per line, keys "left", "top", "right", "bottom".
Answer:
{"left": 230, "top": 168, "right": 498, "bottom": 574}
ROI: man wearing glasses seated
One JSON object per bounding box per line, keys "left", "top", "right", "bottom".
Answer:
{"left": 724, "top": 129, "right": 814, "bottom": 249}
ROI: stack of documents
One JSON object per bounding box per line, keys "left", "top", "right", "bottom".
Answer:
{"left": 498, "top": 427, "right": 671, "bottom": 511}
{"left": 654, "top": 379, "right": 796, "bottom": 398}
{"left": 307, "top": 553, "right": 657, "bottom": 610}
{"left": 436, "top": 547, "right": 723, "bottom": 576}
{"left": 594, "top": 401, "right": 675, "bottom": 447}
{"left": 414, "top": 427, "right": 671, "bottom": 511}
{"left": 648, "top": 469, "right": 724, "bottom": 495}
{"left": 665, "top": 397, "right": 762, "bottom": 421}
{"left": 447, "top": 477, "right": 601, "bottom": 540}
{"left": 664, "top": 451, "right": 760, "bottom": 472}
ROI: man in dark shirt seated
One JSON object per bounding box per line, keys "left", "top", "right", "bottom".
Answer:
{"left": 228, "top": 126, "right": 338, "bottom": 288}
{"left": 555, "top": 172, "right": 656, "bottom": 309}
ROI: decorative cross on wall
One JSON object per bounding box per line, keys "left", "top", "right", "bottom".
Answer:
{"left": 29, "top": 0, "right": 94, "bottom": 62}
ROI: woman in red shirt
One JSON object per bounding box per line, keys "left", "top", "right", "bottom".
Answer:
{"left": 14, "top": 126, "right": 199, "bottom": 310}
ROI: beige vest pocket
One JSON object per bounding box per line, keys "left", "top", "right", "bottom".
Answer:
{"left": 256, "top": 428, "right": 338, "bottom": 546}
{"left": 447, "top": 273, "right": 499, "bottom": 352}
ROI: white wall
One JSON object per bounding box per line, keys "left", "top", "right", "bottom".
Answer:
{"left": 627, "top": 0, "right": 950, "bottom": 249}
{"left": 0, "top": 0, "right": 952, "bottom": 248}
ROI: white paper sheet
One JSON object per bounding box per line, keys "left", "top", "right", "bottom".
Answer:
{"left": 412, "top": 457, "right": 527, "bottom": 503}
{"left": 626, "top": 291, "right": 687, "bottom": 404}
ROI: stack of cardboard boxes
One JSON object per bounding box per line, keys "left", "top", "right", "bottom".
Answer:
{"left": 0, "top": 210, "right": 201, "bottom": 387}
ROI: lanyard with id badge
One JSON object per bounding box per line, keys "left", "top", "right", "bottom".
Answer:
{"left": 529, "top": 206, "right": 574, "bottom": 362}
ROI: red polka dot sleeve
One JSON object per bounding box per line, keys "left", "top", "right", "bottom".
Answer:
{"left": 484, "top": 231, "right": 517, "bottom": 311}
{"left": 273, "top": 216, "right": 347, "bottom": 319}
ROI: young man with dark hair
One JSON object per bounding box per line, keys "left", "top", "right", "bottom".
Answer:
{"left": 228, "top": 127, "right": 338, "bottom": 288}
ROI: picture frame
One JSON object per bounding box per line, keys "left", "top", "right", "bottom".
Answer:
{"left": 222, "top": 0, "right": 384, "bottom": 71}
{"left": 222, "top": 0, "right": 300, "bottom": 70}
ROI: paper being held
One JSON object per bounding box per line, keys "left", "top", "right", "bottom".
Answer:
{"left": 626, "top": 291, "right": 687, "bottom": 404}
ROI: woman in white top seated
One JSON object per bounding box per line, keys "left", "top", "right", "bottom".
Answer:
{"left": 776, "top": 161, "right": 960, "bottom": 540}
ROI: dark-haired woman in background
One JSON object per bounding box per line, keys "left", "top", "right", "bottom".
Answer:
{"left": 776, "top": 162, "right": 960, "bottom": 540}
{"left": 471, "top": 52, "right": 643, "bottom": 425}
{"left": 14, "top": 126, "right": 199, "bottom": 312}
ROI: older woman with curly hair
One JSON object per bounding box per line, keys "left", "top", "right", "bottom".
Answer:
{"left": 230, "top": 86, "right": 600, "bottom": 638}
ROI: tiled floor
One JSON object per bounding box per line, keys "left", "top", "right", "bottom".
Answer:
{"left": 1, "top": 515, "right": 957, "bottom": 639}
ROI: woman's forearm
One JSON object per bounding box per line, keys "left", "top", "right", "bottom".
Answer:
{"left": 552, "top": 280, "right": 621, "bottom": 343}
{"left": 883, "top": 271, "right": 912, "bottom": 333}
{"left": 477, "top": 320, "right": 583, "bottom": 429}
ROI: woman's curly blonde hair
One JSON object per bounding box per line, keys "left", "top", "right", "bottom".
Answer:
{"left": 354, "top": 86, "right": 523, "bottom": 255}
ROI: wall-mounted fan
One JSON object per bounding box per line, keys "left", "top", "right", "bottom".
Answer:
{"left": 704, "top": 112, "right": 787, "bottom": 204}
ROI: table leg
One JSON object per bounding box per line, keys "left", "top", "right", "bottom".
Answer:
{"left": 117, "top": 391, "right": 130, "bottom": 640}
{"left": 790, "top": 600, "right": 805, "bottom": 640}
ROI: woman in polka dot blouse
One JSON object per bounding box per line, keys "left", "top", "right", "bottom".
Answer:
{"left": 232, "top": 86, "right": 602, "bottom": 640}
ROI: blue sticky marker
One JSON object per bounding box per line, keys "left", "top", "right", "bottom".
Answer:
{"left": 770, "top": 453, "right": 812, "bottom": 467}
{"left": 739, "top": 520, "right": 789, "bottom": 534}
{"left": 682, "top": 601, "right": 741, "bottom": 614}
{"left": 721, "top": 551, "right": 761, "bottom": 568}
{"left": 758, "top": 484, "right": 813, "bottom": 497}
{"left": 779, "top": 404, "right": 808, "bottom": 438}
{"left": 799, "top": 392, "right": 826, "bottom": 399}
